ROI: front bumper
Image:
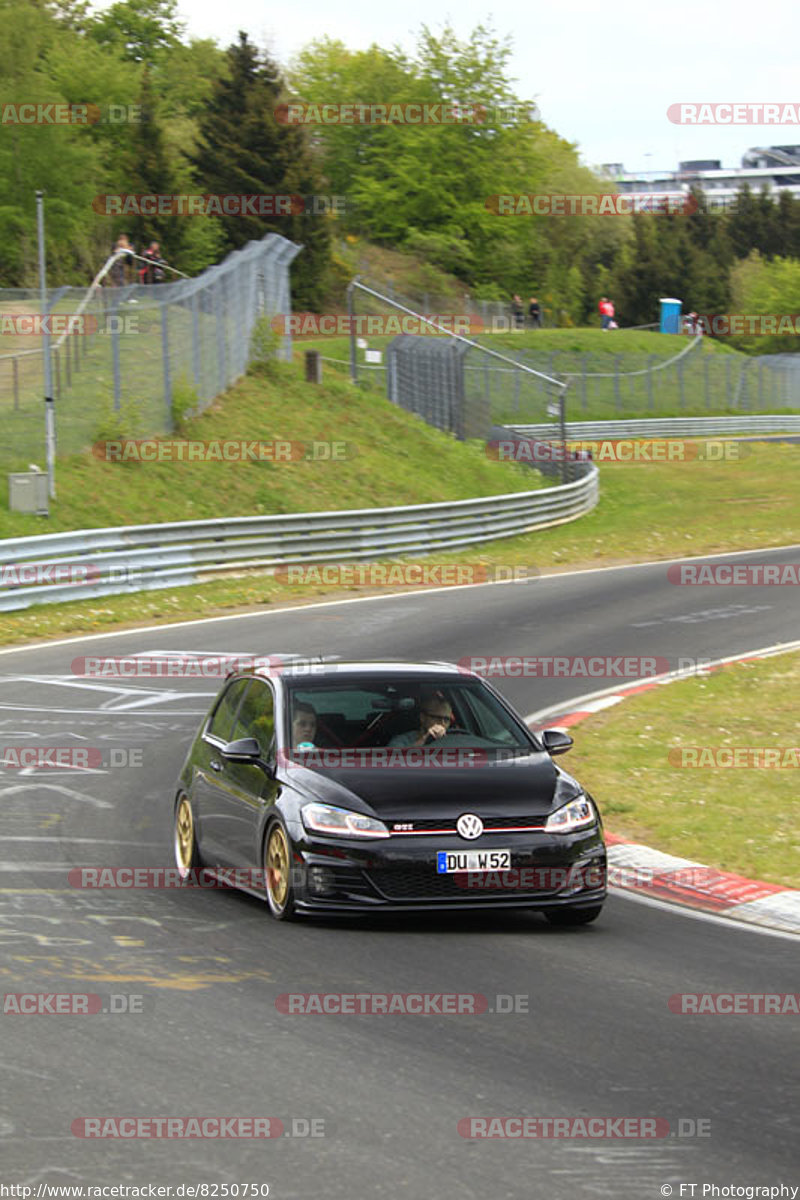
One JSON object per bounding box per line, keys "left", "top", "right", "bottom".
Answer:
{"left": 286, "top": 823, "right": 606, "bottom": 914}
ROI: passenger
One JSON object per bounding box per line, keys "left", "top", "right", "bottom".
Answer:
{"left": 291, "top": 702, "right": 317, "bottom": 746}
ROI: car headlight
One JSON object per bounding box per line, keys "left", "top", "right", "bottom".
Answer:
{"left": 545, "top": 794, "right": 596, "bottom": 833}
{"left": 301, "top": 803, "right": 390, "bottom": 839}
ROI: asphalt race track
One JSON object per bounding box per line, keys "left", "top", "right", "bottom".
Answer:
{"left": 1, "top": 545, "right": 798, "bottom": 1198}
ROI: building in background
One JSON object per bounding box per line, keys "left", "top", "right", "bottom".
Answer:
{"left": 600, "top": 146, "right": 800, "bottom": 208}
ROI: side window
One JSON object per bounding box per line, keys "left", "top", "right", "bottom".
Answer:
{"left": 206, "top": 679, "right": 249, "bottom": 743}
{"left": 233, "top": 679, "right": 275, "bottom": 754}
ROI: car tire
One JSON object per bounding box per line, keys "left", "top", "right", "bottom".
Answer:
{"left": 264, "top": 819, "right": 297, "bottom": 921}
{"left": 544, "top": 904, "right": 603, "bottom": 927}
{"left": 174, "top": 794, "right": 202, "bottom": 881}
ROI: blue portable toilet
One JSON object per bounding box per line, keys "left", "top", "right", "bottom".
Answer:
{"left": 660, "top": 297, "right": 682, "bottom": 334}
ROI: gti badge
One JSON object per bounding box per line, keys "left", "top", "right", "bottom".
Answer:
{"left": 456, "top": 813, "right": 484, "bottom": 840}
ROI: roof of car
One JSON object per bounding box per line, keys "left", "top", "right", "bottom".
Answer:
{"left": 260, "top": 659, "right": 473, "bottom": 681}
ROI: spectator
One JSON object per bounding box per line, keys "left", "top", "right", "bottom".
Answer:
{"left": 528, "top": 296, "right": 542, "bottom": 328}
{"left": 138, "top": 241, "right": 167, "bottom": 286}
{"left": 599, "top": 296, "right": 614, "bottom": 330}
{"left": 511, "top": 294, "right": 524, "bottom": 330}
{"left": 110, "top": 234, "right": 134, "bottom": 287}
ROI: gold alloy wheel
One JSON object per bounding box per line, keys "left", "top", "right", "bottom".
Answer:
{"left": 266, "top": 824, "right": 290, "bottom": 911}
{"left": 175, "top": 796, "right": 195, "bottom": 876}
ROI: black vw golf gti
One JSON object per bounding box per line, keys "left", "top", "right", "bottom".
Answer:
{"left": 173, "top": 661, "right": 606, "bottom": 924}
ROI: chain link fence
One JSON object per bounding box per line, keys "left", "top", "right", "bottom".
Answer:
{"left": 489, "top": 344, "right": 800, "bottom": 422}
{"left": 0, "top": 234, "right": 302, "bottom": 477}
{"left": 340, "top": 279, "right": 800, "bottom": 422}
{"left": 385, "top": 335, "right": 569, "bottom": 439}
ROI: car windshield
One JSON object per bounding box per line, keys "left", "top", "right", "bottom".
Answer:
{"left": 284, "top": 679, "right": 536, "bottom": 753}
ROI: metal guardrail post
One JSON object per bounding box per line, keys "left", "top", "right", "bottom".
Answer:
{"left": 726, "top": 357, "right": 732, "bottom": 407}
{"left": 161, "top": 302, "right": 172, "bottom": 425}
{"left": 215, "top": 281, "right": 225, "bottom": 395}
{"left": 111, "top": 298, "right": 121, "bottom": 412}
{"left": 347, "top": 277, "right": 357, "bottom": 385}
{"left": 191, "top": 292, "right": 201, "bottom": 391}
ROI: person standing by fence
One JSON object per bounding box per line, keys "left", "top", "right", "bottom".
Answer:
{"left": 110, "top": 235, "right": 134, "bottom": 287}
{"left": 528, "top": 297, "right": 542, "bottom": 328}
{"left": 138, "top": 241, "right": 167, "bottom": 285}
{"left": 599, "top": 296, "right": 615, "bottom": 330}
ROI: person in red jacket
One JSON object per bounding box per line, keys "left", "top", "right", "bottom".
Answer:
{"left": 599, "top": 296, "right": 615, "bottom": 330}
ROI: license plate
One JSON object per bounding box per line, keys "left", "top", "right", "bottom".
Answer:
{"left": 436, "top": 849, "right": 511, "bottom": 873}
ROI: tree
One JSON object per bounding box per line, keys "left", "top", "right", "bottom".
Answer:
{"left": 193, "top": 33, "right": 331, "bottom": 307}
{"left": 86, "top": 0, "right": 183, "bottom": 64}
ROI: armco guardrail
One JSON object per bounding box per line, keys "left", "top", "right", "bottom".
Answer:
{"left": 509, "top": 415, "right": 800, "bottom": 439}
{"left": 0, "top": 465, "right": 598, "bottom": 612}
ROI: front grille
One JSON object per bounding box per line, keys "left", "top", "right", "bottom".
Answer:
{"left": 365, "top": 865, "right": 558, "bottom": 901}
{"left": 389, "top": 814, "right": 549, "bottom": 835}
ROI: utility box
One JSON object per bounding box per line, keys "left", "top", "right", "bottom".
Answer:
{"left": 9, "top": 471, "right": 49, "bottom": 515}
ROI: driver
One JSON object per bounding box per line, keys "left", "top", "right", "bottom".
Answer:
{"left": 389, "top": 690, "right": 453, "bottom": 747}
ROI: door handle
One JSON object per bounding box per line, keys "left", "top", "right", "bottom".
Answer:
{"left": 210, "top": 760, "right": 223, "bottom": 772}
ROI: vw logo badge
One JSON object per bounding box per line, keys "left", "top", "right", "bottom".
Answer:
{"left": 457, "top": 813, "right": 484, "bottom": 840}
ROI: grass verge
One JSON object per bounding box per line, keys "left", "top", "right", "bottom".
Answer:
{"left": 564, "top": 651, "right": 800, "bottom": 888}
{"left": 0, "top": 360, "right": 542, "bottom": 536}
{"left": 1, "top": 440, "right": 798, "bottom": 647}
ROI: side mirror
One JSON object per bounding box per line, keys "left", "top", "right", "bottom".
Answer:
{"left": 221, "top": 737, "right": 276, "bottom": 776}
{"left": 541, "top": 729, "right": 574, "bottom": 756}
{"left": 221, "top": 737, "right": 263, "bottom": 763}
